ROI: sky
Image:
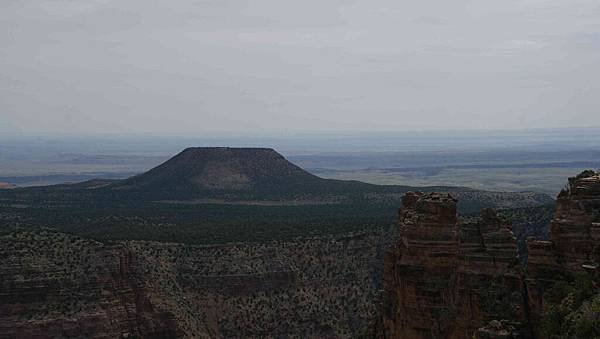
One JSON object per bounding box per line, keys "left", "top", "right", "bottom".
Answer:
{"left": 1, "top": 0, "right": 600, "bottom": 135}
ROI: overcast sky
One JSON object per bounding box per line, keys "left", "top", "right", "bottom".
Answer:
{"left": 1, "top": 0, "right": 600, "bottom": 135}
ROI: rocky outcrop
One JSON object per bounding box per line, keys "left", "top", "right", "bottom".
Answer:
{"left": 382, "top": 171, "right": 600, "bottom": 339}
{"left": 382, "top": 192, "right": 459, "bottom": 338}
{"left": 474, "top": 320, "right": 521, "bottom": 339}
{"left": 0, "top": 231, "right": 179, "bottom": 338}
{"left": 526, "top": 170, "right": 600, "bottom": 334}
{"left": 454, "top": 209, "right": 527, "bottom": 337}
{"left": 549, "top": 170, "right": 600, "bottom": 271}
{"left": 382, "top": 192, "right": 528, "bottom": 339}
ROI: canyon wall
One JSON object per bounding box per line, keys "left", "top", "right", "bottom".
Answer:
{"left": 383, "top": 170, "right": 600, "bottom": 338}
{"left": 0, "top": 228, "right": 388, "bottom": 338}
{"left": 382, "top": 192, "right": 528, "bottom": 338}
{"left": 127, "top": 231, "right": 386, "bottom": 338}
{"left": 526, "top": 170, "right": 600, "bottom": 335}
{"left": 0, "top": 231, "right": 180, "bottom": 338}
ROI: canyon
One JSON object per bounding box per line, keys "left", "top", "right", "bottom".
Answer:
{"left": 0, "top": 229, "right": 387, "bottom": 338}
{"left": 0, "top": 148, "right": 597, "bottom": 338}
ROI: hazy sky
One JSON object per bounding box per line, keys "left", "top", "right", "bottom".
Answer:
{"left": 2, "top": 0, "right": 600, "bottom": 135}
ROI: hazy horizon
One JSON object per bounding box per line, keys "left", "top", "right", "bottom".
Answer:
{"left": 1, "top": 127, "right": 599, "bottom": 195}
{"left": 2, "top": 0, "right": 600, "bottom": 135}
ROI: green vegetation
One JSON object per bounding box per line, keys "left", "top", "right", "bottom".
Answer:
{"left": 0, "top": 230, "right": 108, "bottom": 318}
{"left": 0, "top": 200, "right": 397, "bottom": 244}
{"left": 542, "top": 272, "right": 600, "bottom": 338}
{"left": 0, "top": 147, "right": 553, "bottom": 245}
{"left": 0, "top": 188, "right": 552, "bottom": 245}
{"left": 128, "top": 230, "right": 385, "bottom": 337}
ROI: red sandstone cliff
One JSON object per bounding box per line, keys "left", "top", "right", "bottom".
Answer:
{"left": 382, "top": 192, "right": 528, "bottom": 339}
{"left": 383, "top": 171, "right": 600, "bottom": 339}
{"left": 526, "top": 170, "right": 600, "bottom": 335}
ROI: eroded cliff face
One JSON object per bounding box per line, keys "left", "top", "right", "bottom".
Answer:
{"left": 383, "top": 171, "right": 600, "bottom": 339}
{"left": 382, "top": 193, "right": 458, "bottom": 338}
{"left": 0, "top": 231, "right": 180, "bottom": 339}
{"left": 526, "top": 170, "right": 600, "bottom": 333}
{"left": 454, "top": 208, "right": 526, "bottom": 338}
{"left": 382, "top": 192, "right": 528, "bottom": 339}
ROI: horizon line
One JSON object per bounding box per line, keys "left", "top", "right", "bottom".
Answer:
{"left": 3, "top": 126, "right": 600, "bottom": 139}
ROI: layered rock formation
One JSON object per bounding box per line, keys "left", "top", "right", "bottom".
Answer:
{"left": 382, "top": 192, "right": 528, "bottom": 338}
{"left": 0, "top": 231, "right": 179, "bottom": 338}
{"left": 454, "top": 209, "right": 526, "bottom": 337}
{"left": 526, "top": 170, "right": 600, "bottom": 334}
{"left": 383, "top": 171, "right": 600, "bottom": 338}
{"left": 382, "top": 193, "right": 459, "bottom": 338}
{"left": 548, "top": 170, "right": 600, "bottom": 271}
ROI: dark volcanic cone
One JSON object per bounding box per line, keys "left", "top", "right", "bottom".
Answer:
{"left": 111, "top": 147, "right": 331, "bottom": 199}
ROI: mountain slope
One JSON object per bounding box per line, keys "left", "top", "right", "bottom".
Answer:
{"left": 109, "top": 147, "right": 379, "bottom": 200}
{"left": 113, "top": 147, "right": 323, "bottom": 191}
{"left": 0, "top": 147, "right": 553, "bottom": 208}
